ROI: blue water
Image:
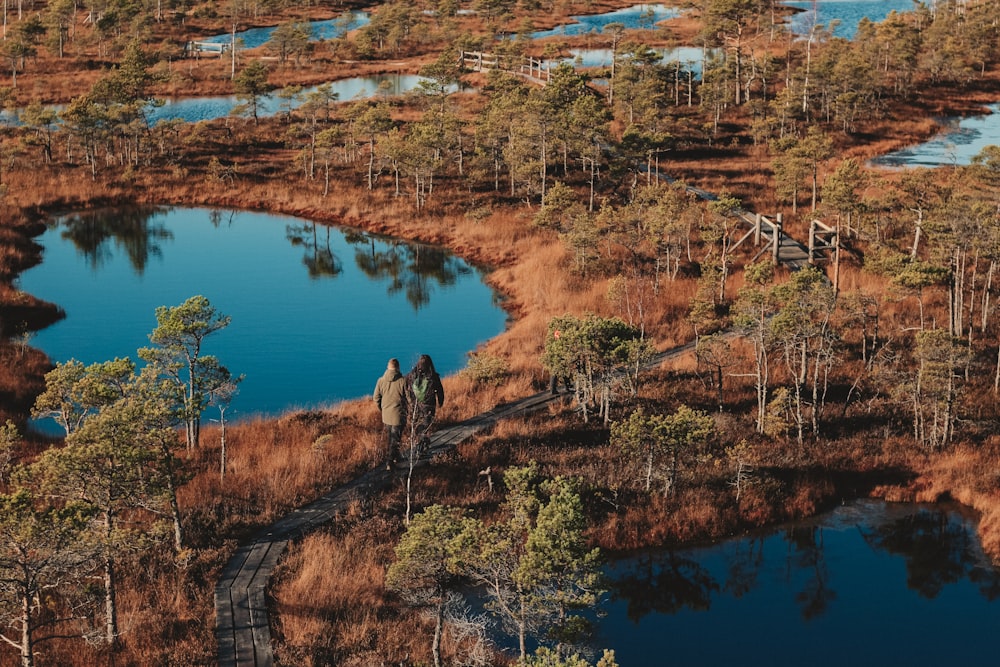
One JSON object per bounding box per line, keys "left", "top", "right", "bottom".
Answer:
{"left": 203, "top": 10, "right": 370, "bottom": 49}
{"left": 147, "top": 74, "right": 434, "bottom": 124}
{"left": 0, "top": 74, "right": 444, "bottom": 127}
{"left": 545, "top": 46, "right": 707, "bottom": 75}
{"left": 785, "top": 0, "right": 922, "bottom": 39}
{"left": 530, "top": 4, "right": 682, "bottom": 39}
{"left": 592, "top": 500, "right": 1000, "bottom": 665}
{"left": 17, "top": 207, "right": 508, "bottom": 426}
{"left": 872, "top": 103, "right": 1000, "bottom": 168}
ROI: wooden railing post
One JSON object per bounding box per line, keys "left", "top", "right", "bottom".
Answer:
{"left": 808, "top": 219, "right": 816, "bottom": 265}
{"left": 772, "top": 213, "right": 782, "bottom": 264}
{"left": 833, "top": 223, "right": 841, "bottom": 293}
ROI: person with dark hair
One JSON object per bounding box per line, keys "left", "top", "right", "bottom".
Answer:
{"left": 405, "top": 354, "right": 445, "bottom": 454}
{"left": 374, "top": 358, "right": 407, "bottom": 469}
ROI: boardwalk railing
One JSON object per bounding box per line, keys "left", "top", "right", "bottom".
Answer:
{"left": 808, "top": 219, "right": 839, "bottom": 265}
{"left": 808, "top": 218, "right": 840, "bottom": 289}
{"left": 460, "top": 50, "right": 552, "bottom": 84}
{"left": 185, "top": 41, "right": 230, "bottom": 56}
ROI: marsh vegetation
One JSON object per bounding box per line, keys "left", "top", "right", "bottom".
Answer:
{"left": 3, "top": 0, "right": 1000, "bottom": 663}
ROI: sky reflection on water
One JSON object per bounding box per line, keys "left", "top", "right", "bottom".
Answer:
{"left": 19, "top": 207, "right": 508, "bottom": 428}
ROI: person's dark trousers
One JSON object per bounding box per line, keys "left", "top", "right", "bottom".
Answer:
{"left": 385, "top": 424, "right": 403, "bottom": 468}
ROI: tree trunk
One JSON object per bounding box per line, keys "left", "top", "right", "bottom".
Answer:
{"left": 104, "top": 554, "right": 117, "bottom": 645}
{"left": 911, "top": 208, "right": 923, "bottom": 259}
{"left": 432, "top": 599, "right": 444, "bottom": 667}
{"left": 20, "top": 588, "right": 33, "bottom": 667}
{"left": 981, "top": 261, "right": 994, "bottom": 334}
{"left": 167, "top": 469, "right": 183, "bottom": 552}
{"left": 220, "top": 407, "right": 228, "bottom": 480}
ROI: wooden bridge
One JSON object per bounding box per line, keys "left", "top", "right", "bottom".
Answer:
{"left": 185, "top": 41, "right": 231, "bottom": 57}
{"left": 460, "top": 50, "right": 552, "bottom": 85}
{"left": 665, "top": 182, "right": 839, "bottom": 281}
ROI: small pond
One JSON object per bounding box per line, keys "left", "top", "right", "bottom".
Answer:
{"left": 784, "top": 0, "right": 921, "bottom": 39}
{"left": 0, "top": 74, "right": 452, "bottom": 127}
{"left": 544, "top": 46, "right": 707, "bottom": 76}
{"left": 588, "top": 499, "right": 1000, "bottom": 665}
{"left": 147, "top": 74, "right": 445, "bottom": 124}
{"left": 529, "top": 4, "right": 682, "bottom": 39}
{"left": 17, "top": 207, "right": 508, "bottom": 429}
{"left": 871, "top": 102, "right": 1000, "bottom": 169}
{"left": 203, "top": 10, "right": 370, "bottom": 49}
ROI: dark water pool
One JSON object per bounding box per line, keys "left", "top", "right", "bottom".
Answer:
{"left": 594, "top": 499, "right": 1000, "bottom": 666}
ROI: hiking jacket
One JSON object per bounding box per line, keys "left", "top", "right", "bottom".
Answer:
{"left": 374, "top": 368, "right": 407, "bottom": 426}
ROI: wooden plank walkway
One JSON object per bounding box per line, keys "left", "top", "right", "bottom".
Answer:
{"left": 214, "top": 343, "right": 698, "bottom": 667}
{"left": 214, "top": 193, "right": 821, "bottom": 664}
{"left": 663, "top": 180, "right": 818, "bottom": 272}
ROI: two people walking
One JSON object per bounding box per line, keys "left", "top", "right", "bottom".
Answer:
{"left": 373, "top": 354, "right": 445, "bottom": 470}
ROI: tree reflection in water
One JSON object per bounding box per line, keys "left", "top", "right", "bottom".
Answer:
{"left": 722, "top": 535, "right": 763, "bottom": 599}
{"left": 58, "top": 206, "right": 173, "bottom": 274}
{"left": 858, "top": 507, "right": 1000, "bottom": 599}
{"left": 583, "top": 502, "right": 1000, "bottom": 667}
{"left": 286, "top": 222, "right": 343, "bottom": 279}
{"left": 348, "top": 230, "right": 465, "bottom": 310}
{"left": 610, "top": 551, "right": 718, "bottom": 622}
{"left": 784, "top": 525, "right": 835, "bottom": 620}
{"left": 52, "top": 209, "right": 472, "bottom": 313}
{"left": 608, "top": 503, "right": 1000, "bottom": 629}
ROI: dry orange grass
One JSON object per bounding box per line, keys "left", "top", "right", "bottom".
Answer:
{"left": 907, "top": 442, "right": 1000, "bottom": 560}
{"left": 179, "top": 403, "right": 380, "bottom": 541}
{"left": 270, "top": 510, "right": 432, "bottom": 666}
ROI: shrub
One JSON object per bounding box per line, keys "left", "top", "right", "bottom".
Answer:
{"left": 462, "top": 352, "right": 508, "bottom": 386}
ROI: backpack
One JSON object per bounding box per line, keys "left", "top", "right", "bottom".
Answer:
{"left": 412, "top": 375, "right": 429, "bottom": 403}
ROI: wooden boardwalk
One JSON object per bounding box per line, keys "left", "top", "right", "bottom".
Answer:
{"left": 213, "top": 188, "right": 828, "bottom": 664}
{"left": 214, "top": 343, "right": 697, "bottom": 667}
{"left": 665, "top": 181, "right": 819, "bottom": 271}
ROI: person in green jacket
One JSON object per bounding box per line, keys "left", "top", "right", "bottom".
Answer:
{"left": 373, "top": 358, "right": 408, "bottom": 469}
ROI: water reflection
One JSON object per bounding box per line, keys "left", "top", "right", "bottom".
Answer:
{"left": 57, "top": 206, "right": 173, "bottom": 273}
{"left": 612, "top": 551, "right": 718, "bottom": 621}
{"left": 352, "top": 234, "right": 465, "bottom": 310}
{"left": 286, "top": 222, "right": 344, "bottom": 279}
{"left": 859, "top": 507, "right": 994, "bottom": 599}
{"left": 47, "top": 207, "right": 466, "bottom": 306}
{"left": 597, "top": 501, "right": 1000, "bottom": 665}
{"left": 785, "top": 525, "right": 835, "bottom": 620}
{"left": 19, "top": 207, "right": 507, "bottom": 423}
